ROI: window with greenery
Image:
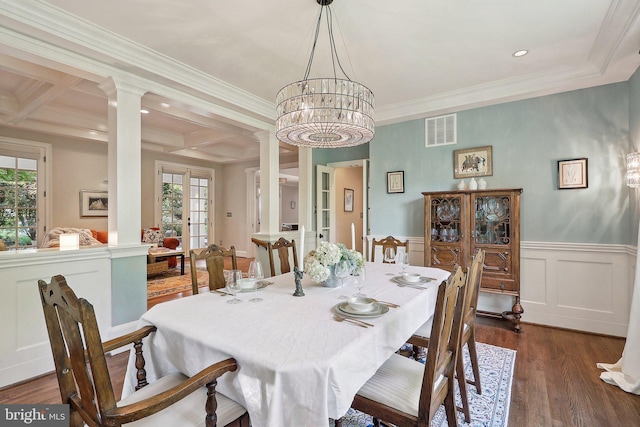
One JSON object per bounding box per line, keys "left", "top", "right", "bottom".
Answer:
{"left": 0, "top": 155, "right": 38, "bottom": 249}
{"left": 162, "top": 173, "right": 183, "bottom": 245}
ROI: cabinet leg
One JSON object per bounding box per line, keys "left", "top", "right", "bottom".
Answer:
{"left": 501, "top": 296, "right": 524, "bottom": 332}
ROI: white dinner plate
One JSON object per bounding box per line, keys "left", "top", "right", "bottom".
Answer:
{"left": 238, "top": 281, "right": 269, "bottom": 293}
{"left": 335, "top": 302, "right": 389, "bottom": 318}
{"left": 392, "top": 276, "right": 434, "bottom": 286}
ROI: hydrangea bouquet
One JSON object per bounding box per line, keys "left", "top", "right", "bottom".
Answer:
{"left": 304, "top": 241, "right": 365, "bottom": 283}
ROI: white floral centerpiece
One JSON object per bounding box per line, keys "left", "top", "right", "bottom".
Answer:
{"left": 304, "top": 241, "right": 365, "bottom": 284}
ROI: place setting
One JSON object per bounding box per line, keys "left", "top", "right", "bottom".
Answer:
{"left": 331, "top": 266, "right": 400, "bottom": 328}
{"left": 218, "top": 261, "right": 270, "bottom": 303}
{"left": 391, "top": 272, "right": 437, "bottom": 289}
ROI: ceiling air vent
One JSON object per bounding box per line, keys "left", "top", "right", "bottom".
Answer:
{"left": 425, "top": 113, "right": 456, "bottom": 148}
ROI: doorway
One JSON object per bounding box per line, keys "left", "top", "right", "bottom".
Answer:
{"left": 325, "top": 159, "right": 369, "bottom": 254}
{"left": 155, "top": 161, "right": 214, "bottom": 254}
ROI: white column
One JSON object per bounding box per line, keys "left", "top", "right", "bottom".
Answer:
{"left": 297, "top": 146, "right": 313, "bottom": 261}
{"left": 297, "top": 146, "right": 312, "bottom": 231}
{"left": 256, "top": 130, "right": 279, "bottom": 234}
{"left": 99, "top": 77, "right": 146, "bottom": 247}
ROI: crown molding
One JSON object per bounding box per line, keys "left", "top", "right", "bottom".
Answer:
{"left": 0, "top": 0, "right": 275, "bottom": 127}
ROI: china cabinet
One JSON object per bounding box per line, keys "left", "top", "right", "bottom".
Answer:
{"left": 423, "top": 188, "right": 523, "bottom": 331}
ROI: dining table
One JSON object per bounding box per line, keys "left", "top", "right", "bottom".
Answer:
{"left": 122, "top": 261, "right": 450, "bottom": 427}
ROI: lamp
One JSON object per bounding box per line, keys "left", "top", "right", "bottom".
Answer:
{"left": 59, "top": 233, "right": 79, "bottom": 251}
{"left": 627, "top": 152, "right": 640, "bottom": 188}
{"left": 275, "top": 0, "right": 374, "bottom": 148}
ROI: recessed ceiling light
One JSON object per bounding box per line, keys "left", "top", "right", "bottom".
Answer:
{"left": 140, "top": 109, "right": 149, "bottom": 114}
{"left": 161, "top": 102, "right": 170, "bottom": 108}
{"left": 513, "top": 49, "right": 528, "bottom": 57}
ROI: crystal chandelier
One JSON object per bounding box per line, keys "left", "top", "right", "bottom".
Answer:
{"left": 275, "top": 0, "right": 375, "bottom": 148}
{"left": 627, "top": 152, "right": 640, "bottom": 187}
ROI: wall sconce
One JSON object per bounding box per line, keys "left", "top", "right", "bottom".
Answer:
{"left": 627, "top": 153, "right": 640, "bottom": 188}
{"left": 59, "top": 233, "right": 79, "bottom": 250}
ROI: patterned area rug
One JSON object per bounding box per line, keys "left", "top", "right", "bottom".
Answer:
{"left": 147, "top": 270, "right": 208, "bottom": 298}
{"left": 330, "top": 342, "right": 516, "bottom": 427}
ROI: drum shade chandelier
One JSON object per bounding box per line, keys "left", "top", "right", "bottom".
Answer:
{"left": 275, "top": 0, "right": 375, "bottom": 148}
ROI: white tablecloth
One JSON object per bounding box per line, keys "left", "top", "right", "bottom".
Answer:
{"left": 122, "top": 262, "right": 450, "bottom": 427}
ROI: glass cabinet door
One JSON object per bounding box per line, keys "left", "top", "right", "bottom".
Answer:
{"left": 473, "top": 194, "right": 511, "bottom": 245}
{"left": 429, "top": 196, "right": 463, "bottom": 243}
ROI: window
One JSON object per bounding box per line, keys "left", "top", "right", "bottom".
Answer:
{"left": 0, "top": 139, "right": 49, "bottom": 250}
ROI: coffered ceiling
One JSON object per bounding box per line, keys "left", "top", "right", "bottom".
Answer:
{"left": 1, "top": 0, "right": 639, "bottom": 163}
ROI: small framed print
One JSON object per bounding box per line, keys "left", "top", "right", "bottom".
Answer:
{"left": 453, "top": 145, "right": 493, "bottom": 179}
{"left": 80, "top": 190, "right": 108, "bottom": 217}
{"left": 387, "top": 171, "right": 405, "bottom": 194}
{"left": 344, "top": 188, "right": 354, "bottom": 212}
{"left": 558, "top": 158, "right": 588, "bottom": 189}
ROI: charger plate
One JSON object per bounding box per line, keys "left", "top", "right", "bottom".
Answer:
{"left": 335, "top": 301, "right": 389, "bottom": 318}
{"left": 392, "top": 276, "right": 433, "bottom": 286}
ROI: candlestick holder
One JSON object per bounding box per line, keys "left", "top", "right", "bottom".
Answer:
{"left": 293, "top": 266, "right": 305, "bottom": 297}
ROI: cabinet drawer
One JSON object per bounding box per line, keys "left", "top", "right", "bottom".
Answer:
{"left": 481, "top": 276, "right": 516, "bottom": 292}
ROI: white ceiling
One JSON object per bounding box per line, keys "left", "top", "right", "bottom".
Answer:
{"left": 1, "top": 0, "right": 639, "bottom": 163}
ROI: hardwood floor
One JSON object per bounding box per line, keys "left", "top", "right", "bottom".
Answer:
{"left": 3, "top": 285, "right": 638, "bottom": 426}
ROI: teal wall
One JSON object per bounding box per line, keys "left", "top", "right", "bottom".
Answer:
{"left": 111, "top": 255, "right": 147, "bottom": 324}
{"left": 317, "top": 80, "right": 634, "bottom": 244}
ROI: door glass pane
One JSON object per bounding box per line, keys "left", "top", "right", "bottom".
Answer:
{"left": 189, "top": 177, "right": 208, "bottom": 249}
{"left": 474, "top": 195, "right": 511, "bottom": 244}
{"left": 0, "top": 155, "right": 38, "bottom": 249}
{"left": 162, "top": 173, "right": 183, "bottom": 246}
{"left": 430, "top": 197, "right": 461, "bottom": 243}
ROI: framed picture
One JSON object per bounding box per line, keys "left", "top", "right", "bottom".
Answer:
{"left": 387, "top": 171, "right": 405, "bottom": 194}
{"left": 558, "top": 158, "right": 588, "bottom": 189}
{"left": 453, "top": 145, "right": 493, "bottom": 179}
{"left": 80, "top": 190, "right": 108, "bottom": 217}
{"left": 344, "top": 188, "right": 354, "bottom": 212}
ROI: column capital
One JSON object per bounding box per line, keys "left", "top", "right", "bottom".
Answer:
{"left": 99, "top": 76, "right": 148, "bottom": 98}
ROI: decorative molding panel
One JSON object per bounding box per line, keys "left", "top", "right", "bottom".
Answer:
{"left": 368, "top": 236, "right": 634, "bottom": 337}
{"left": 0, "top": 250, "right": 113, "bottom": 388}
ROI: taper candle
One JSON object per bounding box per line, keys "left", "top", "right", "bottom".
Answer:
{"left": 299, "top": 225, "right": 305, "bottom": 266}
{"left": 351, "top": 223, "right": 356, "bottom": 250}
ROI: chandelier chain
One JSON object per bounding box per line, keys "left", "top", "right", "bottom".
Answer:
{"left": 303, "top": 4, "right": 352, "bottom": 82}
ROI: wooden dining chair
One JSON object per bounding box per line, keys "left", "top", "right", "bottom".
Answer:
{"left": 38, "top": 274, "right": 249, "bottom": 427}
{"left": 407, "top": 249, "right": 486, "bottom": 423}
{"left": 190, "top": 244, "right": 237, "bottom": 294}
{"left": 370, "top": 235, "right": 408, "bottom": 263}
{"left": 336, "top": 266, "right": 467, "bottom": 427}
{"left": 266, "top": 237, "right": 298, "bottom": 276}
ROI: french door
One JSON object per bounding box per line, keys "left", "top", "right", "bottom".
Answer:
{"left": 156, "top": 162, "right": 214, "bottom": 253}
{"left": 316, "top": 165, "right": 335, "bottom": 243}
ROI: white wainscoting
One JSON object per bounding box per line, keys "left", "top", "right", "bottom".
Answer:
{"left": 519, "top": 241, "right": 634, "bottom": 337}
{"left": 0, "top": 246, "right": 143, "bottom": 388}
{"left": 367, "top": 236, "right": 635, "bottom": 337}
